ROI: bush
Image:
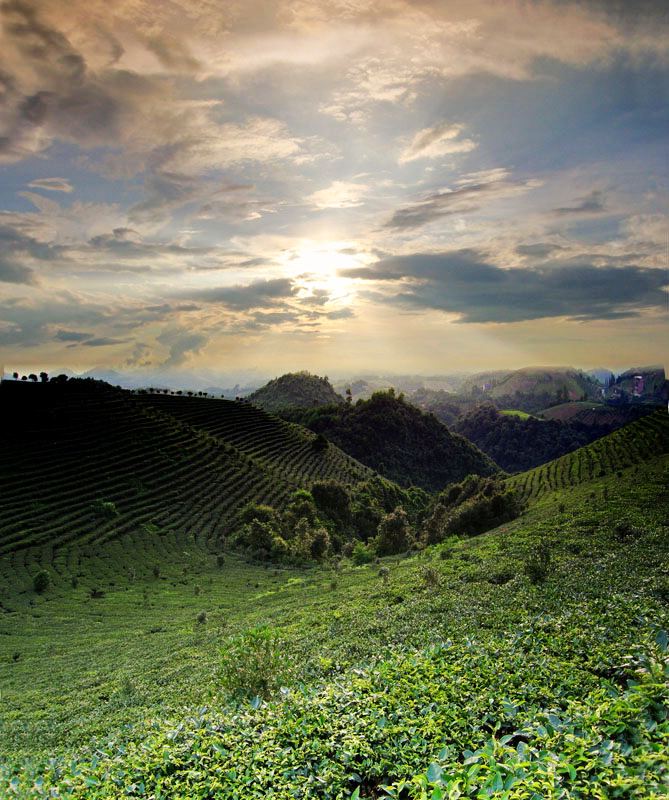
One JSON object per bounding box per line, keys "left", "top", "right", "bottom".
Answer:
{"left": 310, "top": 527, "right": 330, "bottom": 560}
{"left": 219, "top": 627, "right": 289, "bottom": 699}
{"left": 33, "top": 570, "right": 50, "bottom": 594}
{"left": 376, "top": 506, "right": 414, "bottom": 555}
{"left": 196, "top": 611, "right": 207, "bottom": 625}
{"left": 351, "top": 540, "right": 375, "bottom": 565}
{"left": 524, "top": 540, "right": 551, "bottom": 584}
{"left": 420, "top": 565, "right": 441, "bottom": 589}
{"left": 91, "top": 499, "right": 119, "bottom": 519}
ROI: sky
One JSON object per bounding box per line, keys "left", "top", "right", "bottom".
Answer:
{"left": 0, "top": 0, "right": 667, "bottom": 379}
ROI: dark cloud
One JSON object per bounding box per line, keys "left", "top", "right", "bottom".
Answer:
{"left": 157, "top": 326, "right": 208, "bottom": 367}
{"left": 55, "top": 329, "right": 91, "bottom": 342}
{"left": 181, "top": 278, "right": 297, "bottom": 310}
{"left": 347, "top": 249, "right": 668, "bottom": 323}
{"left": 552, "top": 190, "right": 606, "bottom": 216}
{"left": 516, "top": 243, "right": 565, "bottom": 258}
{"left": 385, "top": 177, "right": 539, "bottom": 229}
{"left": 81, "top": 336, "right": 127, "bottom": 346}
{"left": 0, "top": 224, "right": 62, "bottom": 284}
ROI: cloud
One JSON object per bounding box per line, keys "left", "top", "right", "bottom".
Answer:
{"left": 180, "top": 278, "right": 297, "bottom": 310}
{"left": 385, "top": 172, "right": 542, "bottom": 229}
{"left": 342, "top": 249, "right": 668, "bottom": 323}
{"left": 307, "top": 181, "right": 368, "bottom": 209}
{"left": 55, "top": 329, "right": 91, "bottom": 342}
{"left": 157, "top": 325, "right": 208, "bottom": 367}
{"left": 27, "top": 177, "right": 73, "bottom": 193}
{"left": 516, "top": 243, "right": 565, "bottom": 258}
{"left": 398, "top": 123, "right": 476, "bottom": 164}
{"left": 552, "top": 190, "right": 606, "bottom": 216}
{"left": 0, "top": 223, "right": 64, "bottom": 284}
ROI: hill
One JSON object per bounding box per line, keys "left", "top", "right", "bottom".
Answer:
{"left": 460, "top": 367, "right": 600, "bottom": 412}
{"left": 605, "top": 365, "right": 667, "bottom": 404}
{"left": 2, "top": 418, "right": 668, "bottom": 796}
{"left": 0, "top": 379, "right": 373, "bottom": 595}
{"left": 247, "top": 372, "right": 343, "bottom": 412}
{"left": 508, "top": 409, "right": 669, "bottom": 503}
{"left": 453, "top": 404, "right": 603, "bottom": 473}
{"left": 280, "top": 390, "right": 499, "bottom": 492}
{"left": 539, "top": 400, "right": 654, "bottom": 426}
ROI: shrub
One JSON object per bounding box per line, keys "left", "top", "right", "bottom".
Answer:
{"left": 216, "top": 554, "right": 226, "bottom": 567}
{"left": 152, "top": 564, "right": 160, "bottom": 579}
{"left": 311, "top": 433, "right": 328, "bottom": 452}
{"left": 376, "top": 506, "right": 414, "bottom": 555}
{"left": 219, "top": 627, "right": 288, "bottom": 699}
{"left": 524, "top": 540, "right": 551, "bottom": 584}
{"left": 351, "top": 540, "right": 375, "bottom": 565}
{"left": 91, "top": 499, "right": 119, "bottom": 519}
{"left": 614, "top": 521, "right": 643, "bottom": 541}
{"left": 310, "top": 527, "right": 330, "bottom": 560}
{"left": 378, "top": 566, "right": 390, "bottom": 585}
{"left": 420, "top": 565, "right": 441, "bottom": 589}
{"left": 196, "top": 611, "right": 207, "bottom": 625}
{"left": 33, "top": 570, "right": 50, "bottom": 594}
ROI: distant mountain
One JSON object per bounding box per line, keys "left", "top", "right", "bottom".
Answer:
{"left": 248, "top": 371, "right": 343, "bottom": 412}
{"left": 459, "top": 367, "right": 600, "bottom": 412}
{"left": 280, "top": 390, "right": 499, "bottom": 492}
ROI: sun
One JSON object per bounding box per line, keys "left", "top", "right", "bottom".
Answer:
{"left": 280, "top": 239, "right": 367, "bottom": 302}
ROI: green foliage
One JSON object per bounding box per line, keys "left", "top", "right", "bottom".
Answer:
{"left": 425, "top": 476, "right": 524, "bottom": 542}
{"left": 524, "top": 539, "right": 552, "bottom": 584}
{"left": 91, "top": 499, "right": 119, "bottom": 519}
{"left": 280, "top": 391, "right": 497, "bottom": 492}
{"left": 219, "top": 627, "right": 289, "bottom": 700}
{"left": 351, "top": 540, "right": 375, "bottom": 565}
{"left": 32, "top": 569, "right": 50, "bottom": 594}
{"left": 376, "top": 506, "right": 415, "bottom": 555}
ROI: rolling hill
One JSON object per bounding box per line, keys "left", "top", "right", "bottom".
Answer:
{"left": 507, "top": 409, "right": 669, "bottom": 503}
{"left": 0, "top": 379, "right": 372, "bottom": 596}
{"left": 2, "top": 399, "right": 668, "bottom": 797}
{"left": 460, "top": 366, "right": 601, "bottom": 412}
{"left": 247, "top": 371, "right": 343, "bottom": 412}
{"left": 280, "top": 390, "right": 499, "bottom": 492}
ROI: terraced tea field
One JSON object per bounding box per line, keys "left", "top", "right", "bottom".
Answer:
{"left": 508, "top": 410, "right": 669, "bottom": 502}
{"left": 0, "top": 382, "right": 371, "bottom": 597}
{"left": 1, "top": 436, "right": 668, "bottom": 797}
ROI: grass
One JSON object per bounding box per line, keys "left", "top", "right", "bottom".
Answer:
{"left": 1, "top": 440, "right": 668, "bottom": 797}
{"left": 498, "top": 409, "right": 535, "bottom": 420}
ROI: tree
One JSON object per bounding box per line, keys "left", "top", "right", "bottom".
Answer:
{"left": 345, "top": 387, "right": 352, "bottom": 405}
{"left": 28, "top": 373, "right": 38, "bottom": 382}
{"left": 376, "top": 506, "right": 414, "bottom": 555}
{"left": 39, "top": 371, "right": 48, "bottom": 383}
{"left": 12, "top": 372, "right": 18, "bottom": 380}
{"left": 21, "top": 375, "right": 27, "bottom": 381}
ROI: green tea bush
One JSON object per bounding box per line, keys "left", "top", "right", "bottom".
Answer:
{"left": 219, "top": 627, "right": 288, "bottom": 699}
{"left": 524, "top": 540, "right": 551, "bottom": 584}
{"left": 32, "top": 569, "right": 50, "bottom": 594}
{"left": 351, "top": 540, "right": 375, "bottom": 565}
{"left": 91, "top": 499, "right": 119, "bottom": 519}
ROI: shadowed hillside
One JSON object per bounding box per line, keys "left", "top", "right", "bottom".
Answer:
{"left": 280, "top": 389, "right": 499, "bottom": 492}
{"left": 0, "top": 380, "right": 372, "bottom": 594}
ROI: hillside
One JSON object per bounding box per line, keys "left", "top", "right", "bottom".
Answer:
{"left": 247, "top": 372, "right": 343, "bottom": 412}
{"left": 508, "top": 409, "right": 669, "bottom": 503}
{"left": 460, "top": 367, "right": 600, "bottom": 412}
{"left": 280, "top": 390, "right": 499, "bottom": 492}
{"left": 0, "top": 380, "right": 372, "bottom": 595}
{"left": 539, "top": 400, "right": 654, "bottom": 426}
{"left": 2, "top": 425, "right": 668, "bottom": 796}
{"left": 453, "top": 404, "right": 601, "bottom": 473}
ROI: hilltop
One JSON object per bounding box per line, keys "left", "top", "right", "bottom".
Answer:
{"left": 459, "top": 367, "right": 601, "bottom": 412}
{"left": 280, "top": 390, "right": 499, "bottom": 492}
{"left": 247, "top": 372, "right": 343, "bottom": 413}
